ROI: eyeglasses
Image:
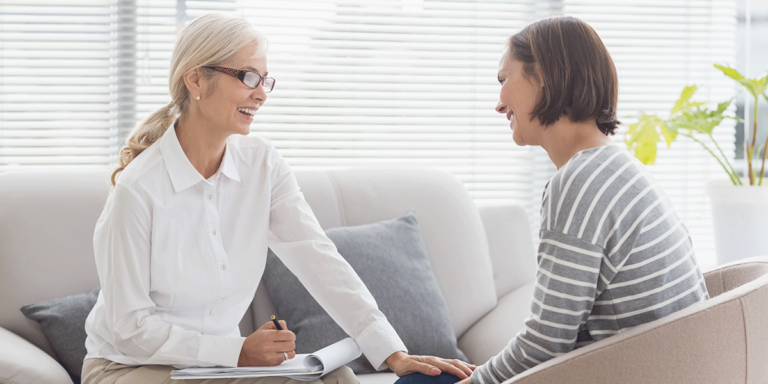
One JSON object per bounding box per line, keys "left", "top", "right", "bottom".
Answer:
{"left": 204, "top": 66, "right": 275, "bottom": 93}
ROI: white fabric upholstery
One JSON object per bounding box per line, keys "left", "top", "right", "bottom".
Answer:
{"left": 0, "top": 170, "right": 110, "bottom": 357}
{"left": 476, "top": 205, "right": 537, "bottom": 299}
{"left": 0, "top": 168, "right": 537, "bottom": 384}
{"left": 0, "top": 326, "right": 73, "bottom": 384}
{"left": 458, "top": 282, "right": 535, "bottom": 365}
{"left": 267, "top": 168, "right": 499, "bottom": 337}
{"left": 357, "top": 373, "right": 400, "bottom": 384}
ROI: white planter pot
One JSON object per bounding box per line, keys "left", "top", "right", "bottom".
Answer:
{"left": 707, "top": 180, "right": 768, "bottom": 265}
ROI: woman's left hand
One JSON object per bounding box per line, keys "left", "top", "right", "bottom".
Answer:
{"left": 385, "top": 351, "right": 476, "bottom": 379}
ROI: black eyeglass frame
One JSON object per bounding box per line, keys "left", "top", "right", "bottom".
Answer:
{"left": 204, "top": 66, "right": 275, "bottom": 93}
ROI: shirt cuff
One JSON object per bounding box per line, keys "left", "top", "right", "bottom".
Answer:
{"left": 198, "top": 335, "right": 247, "bottom": 367}
{"left": 355, "top": 319, "right": 407, "bottom": 371}
{"left": 470, "top": 368, "right": 483, "bottom": 384}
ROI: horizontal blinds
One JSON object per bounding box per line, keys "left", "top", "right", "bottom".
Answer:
{"left": 179, "top": 1, "right": 545, "bottom": 206}
{"left": 0, "top": 0, "right": 737, "bottom": 268}
{"left": 563, "top": 0, "right": 737, "bottom": 269}
{"left": 0, "top": 1, "right": 116, "bottom": 169}
{"left": 134, "top": 0, "right": 176, "bottom": 140}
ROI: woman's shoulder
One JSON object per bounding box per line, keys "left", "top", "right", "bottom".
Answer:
{"left": 228, "top": 133, "right": 274, "bottom": 151}
{"left": 545, "top": 145, "right": 659, "bottom": 219}
{"left": 227, "top": 134, "right": 286, "bottom": 168}
{"left": 556, "top": 145, "right": 649, "bottom": 190}
{"left": 116, "top": 142, "right": 165, "bottom": 187}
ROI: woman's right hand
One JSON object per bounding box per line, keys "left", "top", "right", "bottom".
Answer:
{"left": 237, "top": 320, "right": 297, "bottom": 366}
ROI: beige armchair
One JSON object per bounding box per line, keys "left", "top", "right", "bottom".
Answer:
{"left": 507, "top": 256, "right": 768, "bottom": 384}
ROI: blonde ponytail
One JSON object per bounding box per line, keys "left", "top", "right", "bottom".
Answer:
{"left": 110, "top": 103, "right": 178, "bottom": 186}
{"left": 109, "top": 13, "right": 267, "bottom": 186}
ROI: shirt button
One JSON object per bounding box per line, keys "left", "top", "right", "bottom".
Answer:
{"left": 212, "top": 229, "right": 218, "bottom": 236}
{"left": 221, "top": 264, "right": 227, "bottom": 271}
{"left": 207, "top": 194, "right": 214, "bottom": 200}
{"left": 208, "top": 309, "right": 214, "bottom": 315}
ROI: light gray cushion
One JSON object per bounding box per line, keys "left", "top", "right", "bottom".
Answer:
{"left": 20, "top": 287, "right": 99, "bottom": 382}
{"left": 263, "top": 211, "right": 467, "bottom": 374}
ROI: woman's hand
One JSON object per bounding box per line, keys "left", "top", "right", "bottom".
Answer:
{"left": 385, "top": 351, "right": 476, "bottom": 379}
{"left": 237, "top": 320, "right": 297, "bottom": 367}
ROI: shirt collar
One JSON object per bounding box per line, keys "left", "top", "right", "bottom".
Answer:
{"left": 219, "top": 141, "right": 241, "bottom": 183}
{"left": 159, "top": 123, "right": 241, "bottom": 193}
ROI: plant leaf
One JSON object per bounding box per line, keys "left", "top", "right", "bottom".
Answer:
{"left": 660, "top": 121, "right": 677, "bottom": 147}
{"left": 715, "top": 99, "right": 732, "bottom": 115}
{"left": 670, "top": 85, "right": 706, "bottom": 115}
{"left": 714, "top": 64, "right": 744, "bottom": 81}
{"left": 634, "top": 135, "right": 659, "bottom": 165}
{"left": 715, "top": 64, "right": 768, "bottom": 99}
{"left": 738, "top": 77, "right": 768, "bottom": 99}
{"left": 669, "top": 103, "right": 730, "bottom": 136}
{"left": 625, "top": 114, "right": 661, "bottom": 165}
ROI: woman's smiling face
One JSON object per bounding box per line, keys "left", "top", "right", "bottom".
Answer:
{"left": 495, "top": 47, "right": 542, "bottom": 146}
{"left": 198, "top": 43, "right": 268, "bottom": 136}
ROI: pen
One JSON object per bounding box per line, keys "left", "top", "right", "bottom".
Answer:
{"left": 271, "top": 315, "right": 284, "bottom": 330}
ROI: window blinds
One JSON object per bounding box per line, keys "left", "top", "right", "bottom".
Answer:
{"left": 0, "top": 1, "right": 114, "bottom": 168}
{"left": 564, "top": 0, "right": 737, "bottom": 269}
{"left": 0, "top": 0, "right": 737, "bottom": 268}
{"left": 182, "top": 0, "right": 544, "bottom": 206}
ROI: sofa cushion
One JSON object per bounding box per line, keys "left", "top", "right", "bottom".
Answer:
{"left": 263, "top": 211, "right": 467, "bottom": 374}
{"left": 458, "top": 281, "right": 535, "bottom": 365}
{"left": 0, "top": 327, "right": 73, "bottom": 384}
{"left": 0, "top": 171, "right": 107, "bottom": 358}
{"left": 20, "top": 287, "right": 99, "bottom": 382}
{"left": 291, "top": 169, "right": 497, "bottom": 338}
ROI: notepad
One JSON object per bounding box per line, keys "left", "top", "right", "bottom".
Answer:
{"left": 170, "top": 337, "right": 363, "bottom": 380}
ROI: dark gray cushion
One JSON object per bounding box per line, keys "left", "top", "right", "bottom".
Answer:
{"left": 263, "top": 211, "right": 467, "bottom": 374}
{"left": 20, "top": 287, "right": 99, "bottom": 382}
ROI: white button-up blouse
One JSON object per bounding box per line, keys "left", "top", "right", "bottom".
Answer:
{"left": 84, "top": 125, "right": 406, "bottom": 369}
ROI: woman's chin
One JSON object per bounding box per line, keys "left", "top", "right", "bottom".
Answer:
{"left": 511, "top": 129, "right": 526, "bottom": 146}
{"left": 233, "top": 123, "right": 252, "bottom": 136}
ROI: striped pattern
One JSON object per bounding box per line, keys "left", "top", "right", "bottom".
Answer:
{"left": 471, "top": 145, "right": 709, "bottom": 384}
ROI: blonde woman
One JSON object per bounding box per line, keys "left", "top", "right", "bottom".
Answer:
{"left": 81, "top": 13, "right": 474, "bottom": 384}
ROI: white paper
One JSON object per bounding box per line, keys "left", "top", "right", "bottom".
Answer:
{"left": 171, "top": 337, "right": 363, "bottom": 380}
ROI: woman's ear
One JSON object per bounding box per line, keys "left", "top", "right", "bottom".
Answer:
{"left": 183, "top": 67, "right": 204, "bottom": 99}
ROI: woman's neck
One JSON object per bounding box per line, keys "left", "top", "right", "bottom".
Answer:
{"left": 175, "top": 114, "right": 228, "bottom": 179}
{"left": 539, "top": 118, "right": 615, "bottom": 169}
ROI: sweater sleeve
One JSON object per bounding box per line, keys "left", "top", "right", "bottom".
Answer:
{"left": 470, "top": 230, "right": 605, "bottom": 384}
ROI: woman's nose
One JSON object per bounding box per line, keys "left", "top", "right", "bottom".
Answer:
{"left": 251, "top": 89, "right": 267, "bottom": 104}
{"left": 495, "top": 101, "right": 506, "bottom": 114}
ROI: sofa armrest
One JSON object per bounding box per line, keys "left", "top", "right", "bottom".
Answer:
{"left": 0, "top": 326, "right": 73, "bottom": 384}
{"left": 458, "top": 282, "right": 535, "bottom": 365}
{"left": 477, "top": 204, "right": 537, "bottom": 299}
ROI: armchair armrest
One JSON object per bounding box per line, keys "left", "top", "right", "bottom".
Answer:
{"left": 506, "top": 276, "right": 768, "bottom": 384}
{"left": 0, "top": 326, "right": 73, "bottom": 384}
{"left": 477, "top": 204, "right": 537, "bottom": 299}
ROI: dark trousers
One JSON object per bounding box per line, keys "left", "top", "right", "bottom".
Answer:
{"left": 394, "top": 373, "right": 463, "bottom": 384}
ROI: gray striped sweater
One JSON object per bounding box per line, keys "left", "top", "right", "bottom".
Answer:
{"left": 471, "top": 145, "right": 709, "bottom": 384}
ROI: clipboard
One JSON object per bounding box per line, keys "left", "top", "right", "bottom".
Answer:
{"left": 171, "top": 337, "right": 362, "bottom": 381}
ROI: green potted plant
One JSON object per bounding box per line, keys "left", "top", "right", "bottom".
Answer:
{"left": 625, "top": 64, "right": 768, "bottom": 265}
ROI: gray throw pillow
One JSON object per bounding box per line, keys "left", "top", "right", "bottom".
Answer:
{"left": 20, "top": 287, "right": 99, "bottom": 382}
{"left": 263, "top": 211, "right": 467, "bottom": 374}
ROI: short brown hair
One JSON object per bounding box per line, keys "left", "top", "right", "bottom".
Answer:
{"left": 509, "top": 16, "right": 620, "bottom": 135}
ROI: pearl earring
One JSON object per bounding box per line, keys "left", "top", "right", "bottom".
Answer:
{"left": 195, "top": 96, "right": 200, "bottom": 101}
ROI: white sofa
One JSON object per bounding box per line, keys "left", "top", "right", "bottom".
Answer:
{"left": 0, "top": 168, "right": 537, "bottom": 384}
{"left": 4, "top": 168, "right": 768, "bottom": 384}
